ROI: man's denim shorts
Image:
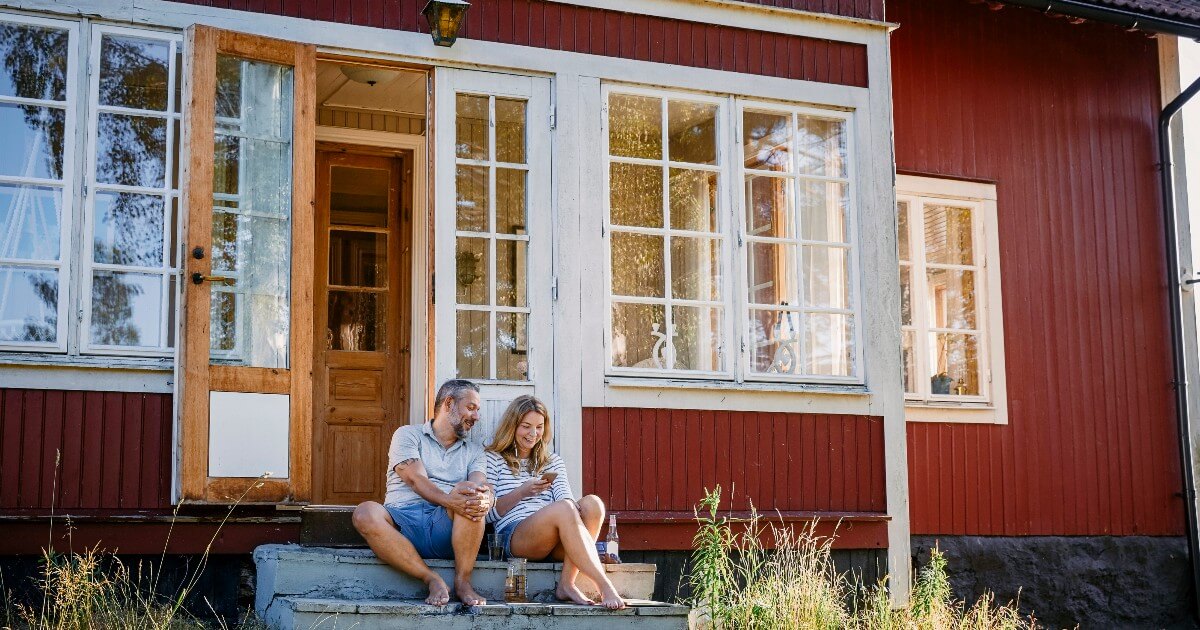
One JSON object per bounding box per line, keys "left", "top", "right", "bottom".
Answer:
{"left": 384, "top": 500, "right": 454, "bottom": 559}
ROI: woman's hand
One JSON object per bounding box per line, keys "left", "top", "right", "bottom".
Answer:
{"left": 517, "top": 477, "right": 552, "bottom": 500}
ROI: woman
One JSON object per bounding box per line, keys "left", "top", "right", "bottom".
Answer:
{"left": 485, "top": 395, "right": 626, "bottom": 609}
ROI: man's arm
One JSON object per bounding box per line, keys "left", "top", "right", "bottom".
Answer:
{"left": 395, "top": 459, "right": 488, "bottom": 520}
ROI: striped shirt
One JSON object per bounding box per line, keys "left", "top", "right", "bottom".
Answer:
{"left": 485, "top": 451, "right": 573, "bottom": 533}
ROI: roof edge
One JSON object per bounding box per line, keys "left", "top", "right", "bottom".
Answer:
{"left": 1000, "top": 0, "right": 1200, "bottom": 39}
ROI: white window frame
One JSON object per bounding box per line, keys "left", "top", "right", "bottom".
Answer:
{"left": 898, "top": 174, "right": 1008, "bottom": 424}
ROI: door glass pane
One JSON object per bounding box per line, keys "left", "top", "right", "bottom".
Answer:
{"left": 610, "top": 163, "right": 663, "bottom": 228}
{"left": 455, "top": 165, "right": 488, "bottom": 232}
{"left": 496, "top": 311, "right": 528, "bottom": 380}
{"left": 608, "top": 93, "right": 661, "bottom": 159}
{"left": 495, "top": 98, "right": 526, "bottom": 163}
{"left": 330, "top": 166, "right": 388, "bottom": 227}
{"left": 456, "top": 309, "right": 489, "bottom": 378}
{"left": 328, "top": 291, "right": 384, "bottom": 351}
{"left": 495, "top": 168, "right": 526, "bottom": 234}
{"left": 456, "top": 93, "right": 489, "bottom": 160}
{"left": 99, "top": 34, "right": 170, "bottom": 111}
{"left": 208, "top": 54, "right": 294, "bottom": 369}
{"left": 0, "top": 266, "right": 58, "bottom": 343}
{"left": 329, "top": 230, "right": 386, "bottom": 288}
{"left": 496, "top": 238, "right": 527, "bottom": 308}
{"left": 667, "top": 100, "right": 717, "bottom": 165}
{"left": 669, "top": 168, "right": 717, "bottom": 232}
{"left": 743, "top": 110, "right": 790, "bottom": 172}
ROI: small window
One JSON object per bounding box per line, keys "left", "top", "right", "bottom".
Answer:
{"left": 897, "top": 175, "right": 1007, "bottom": 424}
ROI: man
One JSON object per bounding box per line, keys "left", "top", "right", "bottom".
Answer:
{"left": 352, "top": 379, "right": 494, "bottom": 606}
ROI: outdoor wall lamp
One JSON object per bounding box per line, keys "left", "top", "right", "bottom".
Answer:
{"left": 422, "top": 0, "right": 470, "bottom": 47}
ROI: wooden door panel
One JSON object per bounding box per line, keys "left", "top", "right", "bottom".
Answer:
{"left": 327, "top": 424, "right": 382, "bottom": 497}
{"left": 330, "top": 369, "right": 383, "bottom": 403}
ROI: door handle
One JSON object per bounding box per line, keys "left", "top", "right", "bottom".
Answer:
{"left": 192, "top": 272, "right": 236, "bottom": 286}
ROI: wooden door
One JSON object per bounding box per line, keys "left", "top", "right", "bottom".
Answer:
{"left": 313, "top": 150, "right": 411, "bottom": 504}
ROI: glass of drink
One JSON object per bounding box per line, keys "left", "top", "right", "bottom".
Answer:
{"left": 487, "top": 533, "right": 505, "bottom": 561}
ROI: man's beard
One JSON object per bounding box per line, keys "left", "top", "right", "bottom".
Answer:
{"left": 449, "top": 406, "right": 471, "bottom": 439}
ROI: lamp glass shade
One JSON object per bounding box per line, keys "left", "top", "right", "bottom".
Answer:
{"left": 422, "top": 0, "right": 470, "bottom": 47}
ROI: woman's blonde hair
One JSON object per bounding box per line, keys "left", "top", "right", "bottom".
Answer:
{"left": 486, "top": 395, "right": 552, "bottom": 476}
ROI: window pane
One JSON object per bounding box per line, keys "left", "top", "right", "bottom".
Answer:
{"left": 667, "top": 100, "right": 717, "bottom": 165}
{"left": 746, "top": 241, "right": 797, "bottom": 306}
{"left": 897, "top": 201, "right": 910, "bottom": 262}
{"left": 748, "top": 308, "right": 801, "bottom": 374}
{"left": 215, "top": 55, "right": 241, "bottom": 119}
{"left": 671, "top": 236, "right": 720, "bottom": 301}
{"left": 611, "top": 302, "right": 666, "bottom": 368}
{"left": 213, "top": 133, "right": 240, "bottom": 196}
{"left": 99, "top": 35, "right": 170, "bottom": 111}
{"left": 93, "top": 192, "right": 164, "bottom": 266}
{"left": 805, "top": 312, "right": 853, "bottom": 376}
{"left": 456, "top": 309, "right": 490, "bottom": 378}
{"left": 743, "top": 110, "right": 790, "bottom": 172}
{"left": 931, "top": 332, "right": 980, "bottom": 396}
{"left": 211, "top": 211, "right": 239, "bottom": 274}
{"left": 669, "top": 168, "right": 717, "bottom": 232}
{"left": 95, "top": 113, "right": 166, "bottom": 188}
{"left": 0, "top": 104, "right": 65, "bottom": 179}
{"left": 328, "top": 290, "right": 384, "bottom": 351}
{"left": 0, "top": 266, "right": 57, "bottom": 343}
{"left": 329, "top": 230, "right": 386, "bottom": 288}
{"left": 456, "top": 165, "right": 488, "bottom": 232}
{"left": 745, "top": 174, "right": 791, "bottom": 238}
{"left": 803, "top": 245, "right": 849, "bottom": 310}
{"left": 796, "top": 116, "right": 846, "bottom": 178}
{"left": 799, "top": 180, "right": 846, "bottom": 243}
{"left": 611, "top": 232, "right": 664, "bottom": 298}
{"left": 902, "top": 329, "right": 917, "bottom": 394}
{"left": 0, "top": 184, "right": 61, "bottom": 260}
{"left": 927, "top": 268, "right": 977, "bottom": 329}
{"left": 496, "top": 168, "right": 526, "bottom": 234}
{"left": 900, "top": 265, "right": 912, "bottom": 326}
{"left": 0, "top": 22, "right": 68, "bottom": 101}
{"left": 495, "top": 98, "right": 526, "bottom": 164}
{"left": 210, "top": 291, "right": 236, "bottom": 352}
{"left": 609, "top": 93, "right": 662, "bottom": 159}
{"left": 609, "top": 163, "right": 663, "bottom": 228}
{"left": 456, "top": 237, "right": 489, "bottom": 305}
{"left": 497, "top": 311, "right": 528, "bottom": 380}
{"left": 673, "top": 305, "right": 722, "bottom": 371}
{"left": 90, "top": 270, "right": 162, "bottom": 347}
{"left": 924, "top": 204, "right": 974, "bottom": 265}
{"left": 496, "top": 238, "right": 527, "bottom": 308}
{"left": 456, "top": 94, "right": 489, "bottom": 160}
{"left": 330, "top": 166, "right": 388, "bottom": 227}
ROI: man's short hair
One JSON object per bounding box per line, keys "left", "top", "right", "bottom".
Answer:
{"left": 433, "top": 379, "right": 479, "bottom": 414}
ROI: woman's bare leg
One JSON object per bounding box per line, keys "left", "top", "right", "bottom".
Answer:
{"left": 557, "top": 495, "right": 605, "bottom": 601}
{"left": 509, "top": 500, "right": 626, "bottom": 609}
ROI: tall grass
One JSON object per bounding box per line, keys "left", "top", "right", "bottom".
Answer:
{"left": 688, "top": 486, "right": 1038, "bottom": 630}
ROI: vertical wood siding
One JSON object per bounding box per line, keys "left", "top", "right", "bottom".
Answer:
{"left": 730, "top": 0, "right": 881, "bottom": 22}
{"left": 165, "top": 0, "right": 869, "bottom": 87}
{"left": 892, "top": 0, "right": 1184, "bottom": 536}
{"left": 583, "top": 408, "right": 886, "bottom": 514}
{"left": 0, "top": 389, "right": 172, "bottom": 511}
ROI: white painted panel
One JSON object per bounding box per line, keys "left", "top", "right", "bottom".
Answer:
{"left": 466, "top": 396, "right": 518, "bottom": 450}
{"left": 209, "top": 392, "right": 290, "bottom": 478}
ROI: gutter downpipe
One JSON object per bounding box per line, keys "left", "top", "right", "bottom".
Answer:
{"left": 1159, "top": 74, "right": 1200, "bottom": 623}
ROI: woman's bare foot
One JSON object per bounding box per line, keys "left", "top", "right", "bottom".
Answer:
{"left": 454, "top": 576, "right": 487, "bottom": 606}
{"left": 424, "top": 576, "right": 450, "bottom": 606}
{"left": 555, "top": 581, "right": 597, "bottom": 605}
{"left": 598, "top": 584, "right": 626, "bottom": 610}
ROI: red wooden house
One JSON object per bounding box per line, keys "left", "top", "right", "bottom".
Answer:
{"left": 0, "top": 0, "right": 1196, "bottom": 626}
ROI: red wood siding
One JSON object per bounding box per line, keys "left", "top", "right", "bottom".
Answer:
{"left": 893, "top": 0, "right": 1184, "bottom": 536}
{"left": 731, "top": 0, "right": 882, "bottom": 21}
{"left": 0, "top": 389, "right": 172, "bottom": 512}
{"left": 166, "top": 0, "right": 868, "bottom": 87}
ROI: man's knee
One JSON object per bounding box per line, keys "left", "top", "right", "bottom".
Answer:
{"left": 353, "top": 501, "right": 389, "bottom": 536}
{"left": 451, "top": 510, "right": 486, "bottom": 530}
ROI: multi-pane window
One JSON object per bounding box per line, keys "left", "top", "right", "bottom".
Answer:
{"left": 454, "top": 92, "right": 531, "bottom": 381}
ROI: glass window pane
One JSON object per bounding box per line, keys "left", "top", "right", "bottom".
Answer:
{"left": 799, "top": 180, "right": 846, "bottom": 243}
{"left": 803, "top": 245, "right": 849, "bottom": 310}
{"left": 927, "top": 268, "right": 977, "bottom": 329}
{"left": 0, "top": 266, "right": 57, "bottom": 343}
{"left": 805, "top": 312, "right": 853, "bottom": 376}
{"left": 495, "top": 98, "right": 526, "bottom": 164}
{"left": 213, "top": 133, "right": 240, "bottom": 197}
{"left": 95, "top": 113, "right": 166, "bottom": 188}
{"left": 745, "top": 174, "right": 791, "bottom": 238}
{"left": 456, "top": 165, "right": 488, "bottom": 232}
{"left": 743, "top": 110, "right": 790, "bottom": 172}
{"left": 330, "top": 166, "right": 388, "bottom": 227}
{"left": 671, "top": 236, "right": 720, "bottom": 301}
{"left": 748, "top": 308, "right": 801, "bottom": 374}
{"left": 93, "top": 192, "right": 164, "bottom": 266}
{"left": 90, "top": 270, "right": 162, "bottom": 347}
{"left": 211, "top": 211, "right": 239, "bottom": 274}
{"left": 609, "top": 163, "right": 663, "bottom": 228}
{"left": 746, "top": 241, "right": 797, "bottom": 306}
{"left": 900, "top": 265, "right": 912, "bottom": 326}
{"left": 456, "top": 94, "right": 489, "bottom": 160}
{"left": 456, "top": 309, "right": 490, "bottom": 378}
{"left": 496, "top": 168, "right": 525, "bottom": 234}
{"left": 216, "top": 59, "right": 291, "bottom": 137}
{"left": 669, "top": 168, "right": 717, "bottom": 232}
{"left": 99, "top": 35, "right": 170, "bottom": 111}
{"left": 897, "top": 201, "right": 910, "bottom": 262}
{"left": 796, "top": 116, "right": 846, "bottom": 178}
{"left": 456, "top": 237, "right": 489, "bottom": 305}
{"left": 667, "top": 100, "right": 717, "bottom": 165}
{"left": 210, "top": 291, "right": 236, "bottom": 352}
{"left": 0, "top": 104, "right": 65, "bottom": 179}
{"left": 215, "top": 55, "right": 241, "bottom": 119}
{"left": 328, "top": 290, "right": 385, "bottom": 351}
{"left": 496, "top": 238, "right": 527, "bottom": 308}
{"left": 931, "top": 332, "right": 980, "bottom": 396}
{"left": 608, "top": 93, "right": 662, "bottom": 159}
{"left": 611, "top": 302, "right": 666, "bottom": 369}
{"left": 0, "top": 22, "right": 68, "bottom": 101}
{"left": 329, "top": 230, "right": 386, "bottom": 288}
{"left": 673, "top": 305, "right": 722, "bottom": 371}
{"left": 924, "top": 204, "right": 974, "bottom": 265}
{"left": 902, "top": 329, "right": 917, "bottom": 394}
{"left": 611, "top": 232, "right": 664, "bottom": 298}
{"left": 497, "top": 311, "right": 528, "bottom": 380}
{"left": 0, "top": 184, "right": 61, "bottom": 260}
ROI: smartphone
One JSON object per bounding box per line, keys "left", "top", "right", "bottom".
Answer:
{"left": 540, "top": 472, "right": 558, "bottom": 484}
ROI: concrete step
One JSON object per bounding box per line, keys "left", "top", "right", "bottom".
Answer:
{"left": 266, "top": 597, "right": 690, "bottom": 630}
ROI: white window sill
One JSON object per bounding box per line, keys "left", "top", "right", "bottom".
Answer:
{"left": 905, "top": 401, "right": 1007, "bottom": 425}
{"left": 0, "top": 353, "right": 173, "bottom": 393}
{"left": 605, "top": 376, "right": 869, "bottom": 396}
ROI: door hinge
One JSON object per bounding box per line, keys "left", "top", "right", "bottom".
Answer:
{"left": 550, "top": 107, "right": 557, "bottom": 130}
{"left": 551, "top": 276, "right": 559, "bottom": 301}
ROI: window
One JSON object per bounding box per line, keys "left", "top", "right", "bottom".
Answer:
{"left": 0, "top": 15, "right": 182, "bottom": 360}
{"left": 897, "top": 175, "right": 1008, "bottom": 423}
{"left": 602, "top": 86, "right": 859, "bottom": 384}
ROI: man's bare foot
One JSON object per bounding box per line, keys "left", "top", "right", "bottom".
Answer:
{"left": 454, "top": 576, "right": 487, "bottom": 606}
{"left": 598, "top": 584, "right": 626, "bottom": 610}
{"left": 424, "top": 576, "right": 450, "bottom": 606}
{"left": 555, "top": 581, "right": 597, "bottom": 605}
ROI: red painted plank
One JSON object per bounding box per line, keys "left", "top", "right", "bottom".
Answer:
{"left": 1, "top": 391, "right": 23, "bottom": 506}
{"left": 609, "top": 408, "right": 626, "bottom": 511}
{"left": 39, "top": 391, "right": 64, "bottom": 508}
{"left": 730, "top": 411, "right": 747, "bottom": 510}
{"left": 141, "top": 395, "right": 166, "bottom": 508}
{"left": 528, "top": 1, "right": 545, "bottom": 48}
{"left": 120, "top": 395, "right": 144, "bottom": 509}
{"left": 79, "top": 392, "right": 104, "bottom": 509}
{"left": 672, "top": 410, "right": 690, "bottom": 511}
{"left": 60, "top": 391, "right": 84, "bottom": 509}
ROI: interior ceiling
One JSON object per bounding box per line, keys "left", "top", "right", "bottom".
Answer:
{"left": 316, "top": 62, "right": 427, "bottom": 116}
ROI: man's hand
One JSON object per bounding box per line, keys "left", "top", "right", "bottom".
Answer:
{"left": 446, "top": 482, "right": 493, "bottom": 521}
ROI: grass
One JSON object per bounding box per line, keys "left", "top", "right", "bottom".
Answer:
{"left": 688, "top": 486, "right": 1039, "bottom": 630}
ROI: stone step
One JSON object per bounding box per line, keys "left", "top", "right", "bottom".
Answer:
{"left": 265, "top": 597, "right": 690, "bottom": 630}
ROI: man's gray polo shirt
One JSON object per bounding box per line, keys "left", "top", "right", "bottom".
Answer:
{"left": 384, "top": 420, "right": 486, "bottom": 507}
